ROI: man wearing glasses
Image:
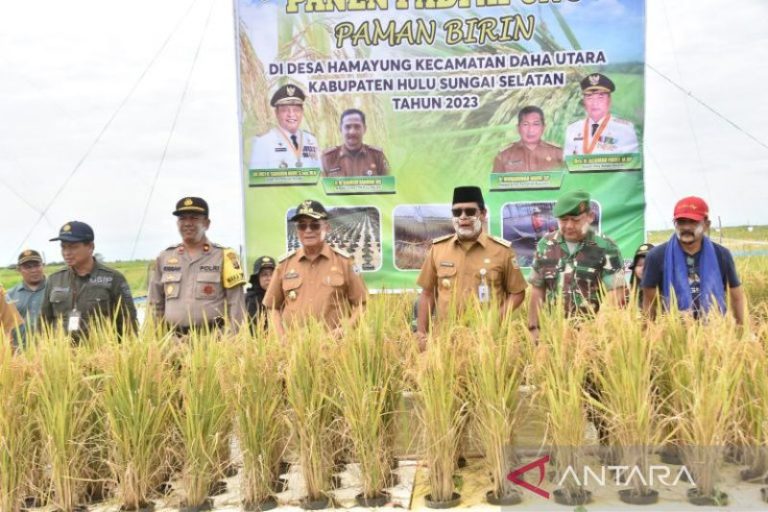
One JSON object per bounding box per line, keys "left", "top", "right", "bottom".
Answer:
{"left": 263, "top": 199, "right": 368, "bottom": 338}
{"left": 416, "top": 186, "right": 527, "bottom": 347}
{"left": 527, "top": 190, "right": 625, "bottom": 336}
{"left": 641, "top": 196, "right": 745, "bottom": 325}
{"left": 564, "top": 73, "right": 639, "bottom": 155}
{"left": 148, "top": 197, "right": 246, "bottom": 333}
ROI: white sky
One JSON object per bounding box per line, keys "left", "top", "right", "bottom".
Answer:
{"left": 1, "top": 0, "right": 766, "bottom": 264}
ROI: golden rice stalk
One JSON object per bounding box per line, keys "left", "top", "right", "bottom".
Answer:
{"left": 465, "top": 317, "right": 526, "bottom": 501}
{"left": 0, "top": 344, "right": 36, "bottom": 512}
{"left": 667, "top": 312, "right": 744, "bottom": 500}
{"left": 224, "top": 327, "right": 287, "bottom": 508}
{"left": 332, "top": 312, "right": 399, "bottom": 500}
{"left": 172, "top": 333, "right": 231, "bottom": 509}
{"left": 585, "top": 301, "right": 663, "bottom": 497}
{"left": 30, "top": 333, "right": 97, "bottom": 512}
{"left": 416, "top": 328, "right": 468, "bottom": 503}
{"left": 99, "top": 332, "right": 175, "bottom": 510}
{"left": 532, "top": 301, "right": 590, "bottom": 499}
{"left": 283, "top": 320, "right": 335, "bottom": 502}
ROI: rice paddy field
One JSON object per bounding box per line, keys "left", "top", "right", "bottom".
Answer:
{"left": 3, "top": 226, "right": 768, "bottom": 511}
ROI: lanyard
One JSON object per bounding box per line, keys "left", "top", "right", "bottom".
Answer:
{"left": 581, "top": 114, "right": 611, "bottom": 155}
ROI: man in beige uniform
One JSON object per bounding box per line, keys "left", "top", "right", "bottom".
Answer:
{"left": 492, "top": 106, "right": 563, "bottom": 173}
{"left": 263, "top": 199, "right": 368, "bottom": 338}
{"left": 321, "top": 109, "right": 389, "bottom": 177}
{"left": 416, "top": 186, "right": 527, "bottom": 347}
{"left": 148, "top": 197, "right": 246, "bottom": 333}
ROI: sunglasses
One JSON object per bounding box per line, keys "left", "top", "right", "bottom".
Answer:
{"left": 296, "top": 220, "right": 322, "bottom": 232}
{"left": 451, "top": 207, "right": 479, "bottom": 218}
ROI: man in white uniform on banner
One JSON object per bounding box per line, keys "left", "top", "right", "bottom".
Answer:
{"left": 564, "top": 73, "right": 639, "bottom": 155}
{"left": 248, "top": 84, "right": 321, "bottom": 170}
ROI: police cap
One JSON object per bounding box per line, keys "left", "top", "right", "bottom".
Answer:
{"left": 173, "top": 197, "right": 209, "bottom": 217}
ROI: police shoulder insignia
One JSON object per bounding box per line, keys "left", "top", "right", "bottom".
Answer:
{"left": 369, "top": 145, "right": 384, "bottom": 152}
{"left": 330, "top": 246, "right": 352, "bottom": 258}
{"left": 490, "top": 235, "right": 511, "bottom": 248}
{"left": 432, "top": 234, "right": 454, "bottom": 244}
{"left": 221, "top": 248, "right": 246, "bottom": 289}
{"left": 278, "top": 250, "right": 296, "bottom": 262}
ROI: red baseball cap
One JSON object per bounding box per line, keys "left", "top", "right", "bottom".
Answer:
{"left": 673, "top": 196, "right": 709, "bottom": 222}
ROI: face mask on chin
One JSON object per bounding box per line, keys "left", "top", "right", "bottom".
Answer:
{"left": 453, "top": 217, "right": 482, "bottom": 240}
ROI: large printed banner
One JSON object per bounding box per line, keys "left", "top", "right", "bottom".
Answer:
{"left": 236, "top": 0, "right": 646, "bottom": 288}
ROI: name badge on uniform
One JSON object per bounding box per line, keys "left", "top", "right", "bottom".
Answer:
{"left": 68, "top": 309, "right": 81, "bottom": 332}
{"left": 478, "top": 268, "right": 490, "bottom": 304}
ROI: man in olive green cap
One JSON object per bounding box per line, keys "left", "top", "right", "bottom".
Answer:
{"left": 527, "top": 189, "right": 625, "bottom": 333}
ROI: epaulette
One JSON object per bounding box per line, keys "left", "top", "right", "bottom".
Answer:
{"left": 278, "top": 250, "right": 296, "bottom": 263}
{"left": 489, "top": 235, "right": 511, "bottom": 248}
{"left": 432, "top": 234, "right": 454, "bottom": 244}
{"left": 165, "top": 243, "right": 182, "bottom": 251}
{"left": 367, "top": 144, "right": 384, "bottom": 152}
{"left": 211, "top": 242, "right": 224, "bottom": 249}
{"left": 330, "top": 246, "right": 352, "bottom": 259}
{"left": 322, "top": 146, "right": 341, "bottom": 156}
{"left": 614, "top": 117, "right": 632, "bottom": 126}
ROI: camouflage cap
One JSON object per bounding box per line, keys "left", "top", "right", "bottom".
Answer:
{"left": 580, "top": 73, "right": 615, "bottom": 94}
{"left": 553, "top": 190, "right": 591, "bottom": 217}
{"left": 289, "top": 199, "right": 328, "bottom": 221}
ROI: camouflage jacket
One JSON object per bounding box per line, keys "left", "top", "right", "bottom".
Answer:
{"left": 529, "top": 229, "right": 624, "bottom": 315}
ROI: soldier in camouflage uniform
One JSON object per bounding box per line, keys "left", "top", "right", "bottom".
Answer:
{"left": 527, "top": 190, "right": 625, "bottom": 455}
{"left": 527, "top": 190, "right": 625, "bottom": 331}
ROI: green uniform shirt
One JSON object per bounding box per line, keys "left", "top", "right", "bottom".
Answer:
{"left": 40, "top": 260, "right": 138, "bottom": 336}
{"left": 6, "top": 278, "right": 47, "bottom": 330}
{"left": 529, "top": 229, "right": 624, "bottom": 315}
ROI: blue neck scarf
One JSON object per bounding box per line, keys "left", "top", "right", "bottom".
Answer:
{"left": 662, "top": 234, "right": 725, "bottom": 315}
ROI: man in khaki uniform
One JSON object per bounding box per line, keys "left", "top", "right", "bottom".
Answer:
{"left": 321, "top": 109, "right": 389, "bottom": 177}
{"left": 416, "top": 186, "right": 527, "bottom": 346}
{"left": 263, "top": 199, "right": 368, "bottom": 337}
{"left": 148, "top": 197, "right": 246, "bottom": 333}
{"left": 493, "top": 106, "right": 563, "bottom": 173}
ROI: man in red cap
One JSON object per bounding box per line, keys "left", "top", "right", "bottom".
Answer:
{"left": 641, "top": 196, "right": 745, "bottom": 324}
